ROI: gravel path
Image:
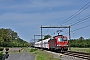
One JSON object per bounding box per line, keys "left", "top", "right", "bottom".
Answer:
{"left": 6, "top": 51, "right": 35, "bottom": 60}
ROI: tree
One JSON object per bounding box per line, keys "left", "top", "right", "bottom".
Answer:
{"left": 79, "top": 36, "right": 84, "bottom": 40}
{"left": 0, "top": 28, "right": 29, "bottom": 47}
{"left": 44, "top": 34, "right": 51, "bottom": 39}
{"left": 38, "top": 39, "right": 42, "bottom": 42}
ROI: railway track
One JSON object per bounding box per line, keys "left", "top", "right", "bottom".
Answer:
{"left": 40, "top": 49, "right": 90, "bottom": 60}
{"left": 63, "top": 51, "right": 90, "bottom": 60}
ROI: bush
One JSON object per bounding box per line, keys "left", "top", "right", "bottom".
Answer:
{"left": 5, "top": 48, "right": 9, "bottom": 51}
{"left": 0, "top": 52, "right": 3, "bottom": 60}
{"left": 0, "top": 47, "right": 4, "bottom": 51}
{"left": 30, "top": 48, "right": 37, "bottom": 52}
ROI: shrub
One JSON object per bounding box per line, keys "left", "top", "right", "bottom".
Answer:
{"left": 5, "top": 48, "right": 9, "bottom": 51}
{"left": 0, "top": 52, "right": 3, "bottom": 60}
{"left": 0, "top": 47, "right": 4, "bottom": 51}
{"left": 30, "top": 48, "right": 37, "bottom": 52}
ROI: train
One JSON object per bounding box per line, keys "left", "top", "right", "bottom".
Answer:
{"left": 34, "top": 35, "right": 68, "bottom": 52}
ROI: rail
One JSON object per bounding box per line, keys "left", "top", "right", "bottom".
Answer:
{"left": 63, "top": 51, "right": 90, "bottom": 60}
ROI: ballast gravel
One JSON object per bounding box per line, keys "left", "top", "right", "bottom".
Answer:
{"left": 45, "top": 50, "right": 87, "bottom": 60}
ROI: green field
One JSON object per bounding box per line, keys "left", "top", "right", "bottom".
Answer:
{"left": 70, "top": 47, "right": 90, "bottom": 53}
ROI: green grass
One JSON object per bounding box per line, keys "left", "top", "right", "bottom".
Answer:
{"left": 28, "top": 48, "right": 60, "bottom": 60}
{"left": 27, "top": 48, "right": 37, "bottom": 54}
{"left": 35, "top": 50, "right": 60, "bottom": 60}
{"left": 70, "top": 47, "right": 90, "bottom": 53}
{"left": 30, "top": 48, "right": 37, "bottom": 52}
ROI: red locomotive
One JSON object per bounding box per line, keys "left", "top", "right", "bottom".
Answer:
{"left": 48, "top": 35, "right": 68, "bottom": 51}
{"left": 34, "top": 35, "right": 68, "bottom": 51}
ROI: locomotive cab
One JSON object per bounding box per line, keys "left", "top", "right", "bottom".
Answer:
{"left": 55, "top": 35, "right": 68, "bottom": 51}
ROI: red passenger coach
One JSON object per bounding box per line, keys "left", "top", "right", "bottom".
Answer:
{"left": 48, "top": 35, "right": 68, "bottom": 51}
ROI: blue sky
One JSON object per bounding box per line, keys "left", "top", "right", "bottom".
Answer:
{"left": 0, "top": 0, "right": 90, "bottom": 42}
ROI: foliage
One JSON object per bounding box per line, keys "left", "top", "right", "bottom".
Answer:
{"left": 79, "top": 36, "right": 84, "bottom": 40}
{"left": 71, "top": 48, "right": 90, "bottom": 53}
{"left": 0, "top": 52, "right": 3, "bottom": 60}
{"left": 69, "top": 37, "right": 90, "bottom": 48}
{"left": 0, "top": 28, "right": 29, "bottom": 47}
{"left": 38, "top": 39, "right": 42, "bottom": 42}
{"left": 30, "top": 48, "right": 37, "bottom": 52}
{"left": 5, "top": 47, "right": 9, "bottom": 51}
{"left": 38, "top": 34, "right": 51, "bottom": 41}
{"left": 0, "top": 47, "right": 4, "bottom": 51}
{"left": 44, "top": 34, "right": 51, "bottom": 39}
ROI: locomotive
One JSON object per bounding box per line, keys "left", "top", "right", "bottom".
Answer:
{"left": 34, "top": 35, "right": 68, "bottom": 51}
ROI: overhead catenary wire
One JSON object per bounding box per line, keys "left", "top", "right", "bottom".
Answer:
{"left": 61, "top": 15, "right": 90, "bottom": 38}
{"left": 62, "top": 17, "right": 90, "bottom": 35}
{"left": 70, "top": 15, "right": 90, "bottom": 26}
{"left": 59, "top": 15, "right": 90, "bottom": 35}
{"left": 42, "top": 25, "right": 56, "bottom": 36}
{"left": 59, "top": 1, "right": 90, "bottom": 25}
{"left": 56, "top": 1, "right": 90, "bottom": 35}
{"left": 51, "top": 16, "right": 90, "bottom": 36}
{"left": 71, "top": 24, "right": 90, "bottom": 32}
{"left": 63, "top": 24, "right": 90, "bottom": 35}
{"left": 41, "top": 1, "right": 90, "bottom": 37}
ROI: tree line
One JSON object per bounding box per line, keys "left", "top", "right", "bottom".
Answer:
{"left": 0, "top": 28, "right": 29, "bottom": 47}
{"left": 69, "top": 37, "right": 90, "bottom": 48}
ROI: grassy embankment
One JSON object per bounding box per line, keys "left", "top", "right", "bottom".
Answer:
{"left": 28, "top": 48, "right": 60, "bottom": 60}
{"left": 70, "top": 47, "right": 90, "bottom": 53}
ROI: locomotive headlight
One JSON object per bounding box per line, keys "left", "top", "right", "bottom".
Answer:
{"left": 57, "top": 44, "right": 61, "bottom": 46}
{"left": 64, "top": 44, "right": 68, "bottom": 46}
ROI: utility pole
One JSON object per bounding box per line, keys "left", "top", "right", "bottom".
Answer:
{"left": 40, "top": 25, "right": 71, "bottom": 50}
{"left": 41, "top": 25, "right": 42, "bottom": 43}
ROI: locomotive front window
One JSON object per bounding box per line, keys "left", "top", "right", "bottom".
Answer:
{"left": 58, "top": 38, "right": 62, "bottom": 42}
{"left": 63, "top": 38, "right": 67, "bottom": 41}
{"left": 58, "top": 38, "right": 67, "bottom": 42}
